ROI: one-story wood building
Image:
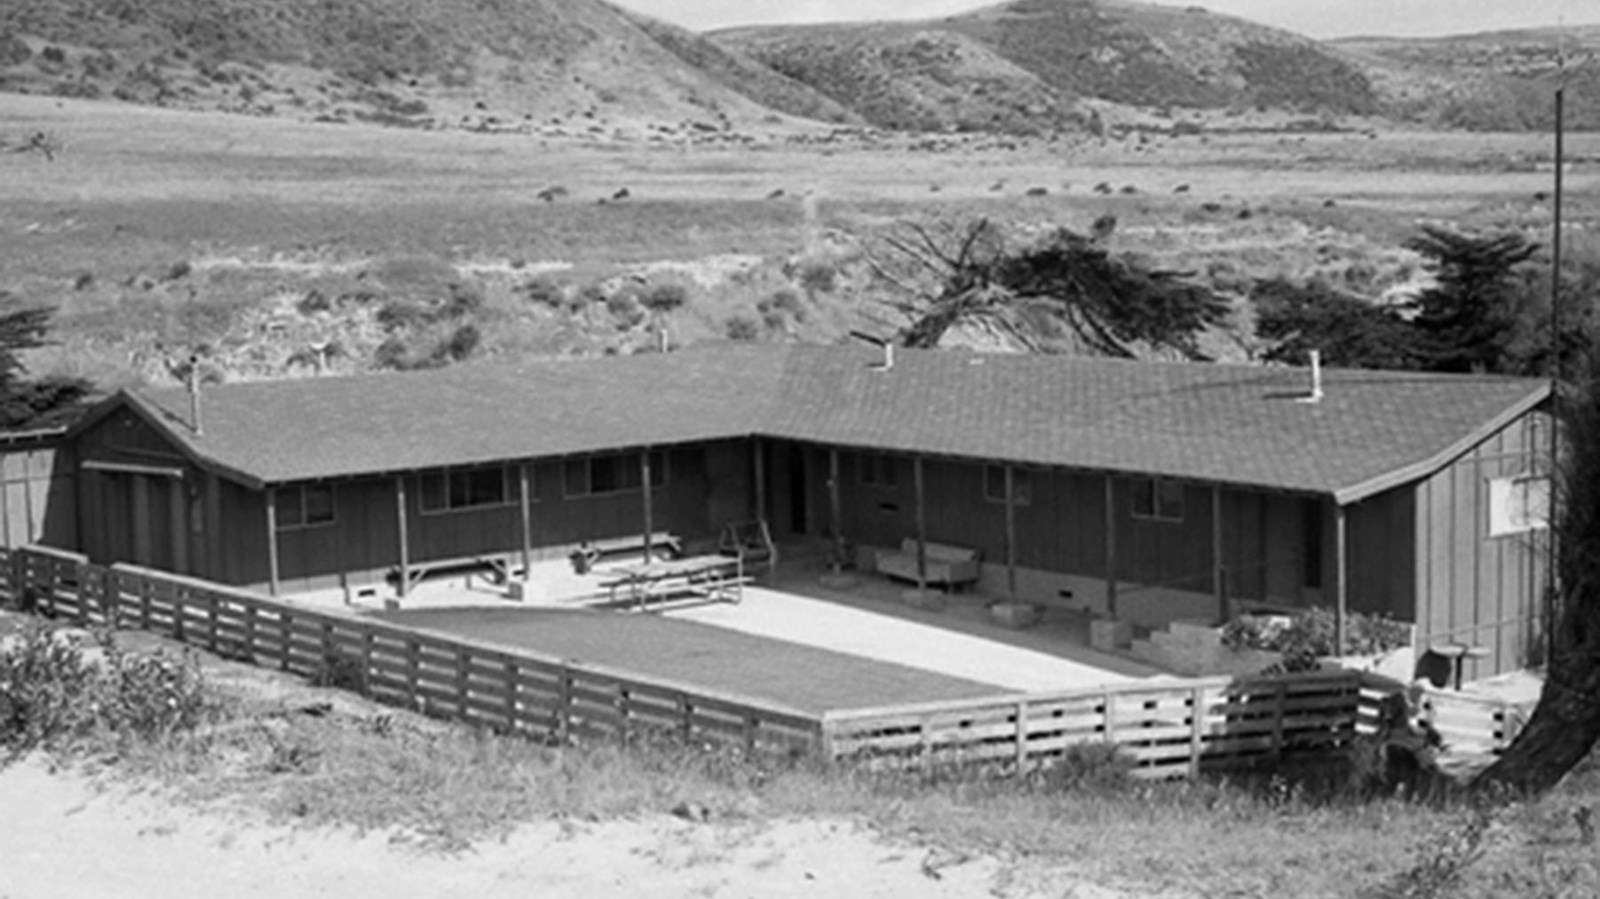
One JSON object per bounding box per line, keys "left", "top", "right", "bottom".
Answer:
{"left": 56, "top": 343, "right": 1552, "bottom": 679}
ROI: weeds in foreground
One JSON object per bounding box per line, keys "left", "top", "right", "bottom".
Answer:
{"left": 9, "top": 621, "right": 1600, "bottom": 896}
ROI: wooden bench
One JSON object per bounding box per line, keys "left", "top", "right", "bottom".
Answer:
{"left": 874, "top": 538, "right": 981, "bottom": 591}
{"left": 571, "top": 532, "right": 682, "bottom": 572}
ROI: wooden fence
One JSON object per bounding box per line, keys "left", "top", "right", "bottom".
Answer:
{"left": 0, "top": 545, "right": 1529, "bottom": 779}
{"left": 4, "top": 546, "right": 823, "bottom": 757}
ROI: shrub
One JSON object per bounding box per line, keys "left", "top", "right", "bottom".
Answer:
{"left": 0, "top": 623, "right": 206, "bottom": 754}
{"left": 436, "top": 323, "right": 480, "bottom": 363}
{"left": 797, "top": 261, "right": 837, "bottom": 295}
{"left": 606, "top": 291, "right": 645, "bottom": 330}
{"left": 1221, "top": 607, "right": 1412, "bottom": 671}
{"left": 521, "top": 276, "right": 565, "bottom": 309}
{"left": 641, "top": 283, "right": 689, "bottom": 314}
{"left": 725, "top": 315, "right": 761, "bottom": 341}
{"left": 442, "top": 281, "right": 484, "bottom": 318}
{"left": 1040, "top": 742, "right": 1135, "bottom": 793}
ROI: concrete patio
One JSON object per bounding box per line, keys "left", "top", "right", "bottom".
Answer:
{"left": 289, "top": 546, "right": 1166, "bottom": 696}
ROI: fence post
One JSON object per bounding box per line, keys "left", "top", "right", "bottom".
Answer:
{"left": 1014, "top": 700, "right": 1029, "bottom": 776}
{"left": 557, "top": 669, "right": 573, "bottom": 742}
{"left": 745, "top": 713, "right": 759, "bottom": 756}
{"left": 505, "top": 659, "right": 520, "bottom": 733}
{"left": 1102, "top": 689, "right": 1117, "bottom": 744}
{"left": 405, "top": 638, "right": 421, "bottom": 711}
{"left": 1189, "top": 685, "right": 1206, "bottom": 778}
{"left": 205, "top": 589, "right": 220, "bottom": 653}
{"left": 456, "top": 648, "right": 471, "bottom": 718}
{"left": 1272, "top": 681, "right": 1287, "bottom": 760}
{"left": 679, "top": 692, "right": 693, "bottom": 743}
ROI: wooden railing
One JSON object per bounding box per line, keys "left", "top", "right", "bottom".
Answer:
{"left": 5, "top": 546, "right": 822, "bottom": 757}
{"left": 0, "top": 545, "right": 1530, "bottom": 779}
{"left": 823, "top": 670, "right": 1369, "bottom": 779}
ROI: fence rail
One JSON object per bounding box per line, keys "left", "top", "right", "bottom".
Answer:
{"left": 6, "top": 546, "right": 822, "bottom": 756}
{"left": 0, "top": 545, "right": 1529, "bottom": 779}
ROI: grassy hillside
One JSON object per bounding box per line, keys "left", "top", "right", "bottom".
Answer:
{"left": 718, "top": 0, "right": 1381, "bottom": 135}
{"left": 713, "top": 22, "right": 1085, "bottom": 135}
{"left": 0, "top": 0, "right": 828, "bottom": 133}
{"left": 1336, "top": 26, "right": 1600, "bottom": 131}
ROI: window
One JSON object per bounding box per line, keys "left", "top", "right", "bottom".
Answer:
{"left": 421, "top": 466, "right": 510, "bottom": 514}
{"left": 564, "top": 451, "right": 666, "bottom": 497}
{"left": 1489, "top": 474, "right": 1550, "bottom": 536}
{"left": 1131, "top": 477, "right": 1185, "bottom": 522}
{"left": 275, "top": 484, "right": 335, "bottom": 529}
{"left": 859, "top": 453, "right": 898, "bottom": 489}
{"left": 983, "top": 465, "right": 1032, "bottom": 505}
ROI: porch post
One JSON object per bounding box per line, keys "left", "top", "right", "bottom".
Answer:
{"left": 1334, "top": 502, "right": 1348, "bottom": 654}
{"left": 395, "top": 475, "right": 409, "bottom": 598}
{"left": 828, "top": 448, "right": 844, "bottom": 569}
{"left": 518, "top": 462, "right": 532, "bottom": 577}
{"left": 265, "top": 486, "right": 280, "bottom": 596}
{"left": 1005, "top": 465, "right": 1018, "bottom": 601}
{"left": 169, "top": 478, "right": 189, "bottom": 575}
{"left": 1104, "top": 474, "right": 1117, "bottom": 618}
{"left": 914, "top": 455, "right": 927, "bottom": 592}
{"left": 753, "top": 438, "right": 767, "bottom": 522}
{"left": 206, "top": 472, "right": 223, "bottom": 581}
{"left": 1212, "top": 485, "right": 1226, "bottom": 624}
{"left": 641, "top": 450, "right": 655, "bottom": 561}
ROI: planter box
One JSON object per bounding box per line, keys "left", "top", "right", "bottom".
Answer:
{"left": 989, "top": 601, "right": 1044, "bottom": 629}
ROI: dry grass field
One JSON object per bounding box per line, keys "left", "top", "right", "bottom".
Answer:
{"left": 4, "top": 91, "right": 1598, "bottom": 390}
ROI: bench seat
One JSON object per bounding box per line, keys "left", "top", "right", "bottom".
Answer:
{"left": 875, "top": 538, "right": 980, "bottom": 590}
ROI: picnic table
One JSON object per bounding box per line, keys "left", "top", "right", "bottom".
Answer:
{"left": 600, "top": 554, "right": 747, "bottom": 609}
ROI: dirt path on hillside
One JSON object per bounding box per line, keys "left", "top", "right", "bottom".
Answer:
{"left": 0, "top": 756, "right": 1172, "bottom": 899}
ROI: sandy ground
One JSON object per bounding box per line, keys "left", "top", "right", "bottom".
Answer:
{"left": 0, "top": 755, "right": 1157, "bottom": 899}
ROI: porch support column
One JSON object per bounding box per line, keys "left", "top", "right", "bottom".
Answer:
{"left": 828, "top": 448, "right": 844, "bottom": 569}
{"left": 206, "top": 472, "right": 223, "bottom": 581}
{"left": 170, "top": 478, "right": 189, "bottom": 575}
{"left": 913, "top": 456, "right": 927, "bottom": 593}
{"left": 1104, "top": 475, "right": 1117, "bottom": 618}
{"left": 641, "top": 450, "right": 655, "bottom": 561}
{"left": 1212, "top": 485, "right": 1226, "bottom": 624}
{"left": 395, "top": 476, "right": 410, "bottom": 599}
{"left": 518, "top": 462, "right": 533, "bottom": 577}
{"left": 1005, "top": 465, "right": 1018, "bottom": 601}
{"left": 265, "top": 486, "right": 280, "bottom": 597}
{"left": 753, "top": 438, "right": 767, "bottom": 522}
{"left": 1334, "top": 502, "right": 1349, "bottom": 654}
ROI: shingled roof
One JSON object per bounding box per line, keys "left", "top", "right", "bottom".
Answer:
{"left": 105, "top": 343, "right": 1548, "bottom": 504}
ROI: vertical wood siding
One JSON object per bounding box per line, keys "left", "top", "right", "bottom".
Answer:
{"left": 1413, "top": 409, "right": 1547, "bottom": 678}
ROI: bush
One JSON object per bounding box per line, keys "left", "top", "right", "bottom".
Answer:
{"left": 725, "top": 315, "right": 761, "bottom": 341}
{"left": 641, "top": 283, "right": 689, "bottom": 314}
{"left": 1221, "top": 607, "right": 1411, "bottom": 671}
{"left": 0, "top": 623, "right": 206, "bottom": 754}
{"left": 521, "top": 276, "right": 565, "bottom": 309}
{"left": 1040, "top": 742, "right": 1135, "bottom": 793}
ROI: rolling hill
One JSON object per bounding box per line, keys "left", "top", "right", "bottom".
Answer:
{"left": 0, "top": 0, "right": 847, "bottom": 134}
{"left": 715, "top": 0, "right": 1383, "bottom": 134}
{"left": 1334, "top": 25, "right": 1600, "bottom": 131}
{"left": 0, "top": 0, "right": 1593, "bottom": 136}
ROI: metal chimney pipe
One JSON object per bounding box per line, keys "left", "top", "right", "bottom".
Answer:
{"left": 187, "top": 357, "right": 203, "bottom": 435}
{"left": 1309, "top": 349, "right": 1324, "bottom": 402}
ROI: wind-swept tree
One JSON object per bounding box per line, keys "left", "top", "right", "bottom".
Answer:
{"left": 1251, "top": 278, "right": 1418, "bottom": 369}
{"left": 0, "top": 297, "right": 90, "bottom": 429}
{"left": 868, "top": 218, "right": 1231, "bottom": 358}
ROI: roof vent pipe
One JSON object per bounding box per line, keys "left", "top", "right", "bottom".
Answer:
{"left": 849, "top": 330, "right": 894, "bottom": 372}
{"left": 1308, "top": 349, "right": 1324, "bottom": 403}
{"left": 186, "top": 356, "right": 203, "bottom": 436}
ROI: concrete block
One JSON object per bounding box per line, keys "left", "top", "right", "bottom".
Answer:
{"left": 902, "top": 589, "right": 948, "bottom": 612}
{"left": 989, "top": 601, "right": 1043, "bottom": 629}
{"left": 1090, "top": 617, "right": 1134, "bottom": 652}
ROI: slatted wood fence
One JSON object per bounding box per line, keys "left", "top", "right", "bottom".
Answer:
{"left": 0, "top": 545, "right": 1529, "bottom": 779}
{"left": 5, "top": 546, "right": 822, "bottom": 757}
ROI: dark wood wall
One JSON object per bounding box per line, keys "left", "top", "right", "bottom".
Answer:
{"left": 820, "top": 446, "right": 1325, "bottom": 608}
{"left": 250, "top": 442, "right": 734, "bottom": 593}
{"left": 1411, "top": 409, "right": 1548, "bottom": 678}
